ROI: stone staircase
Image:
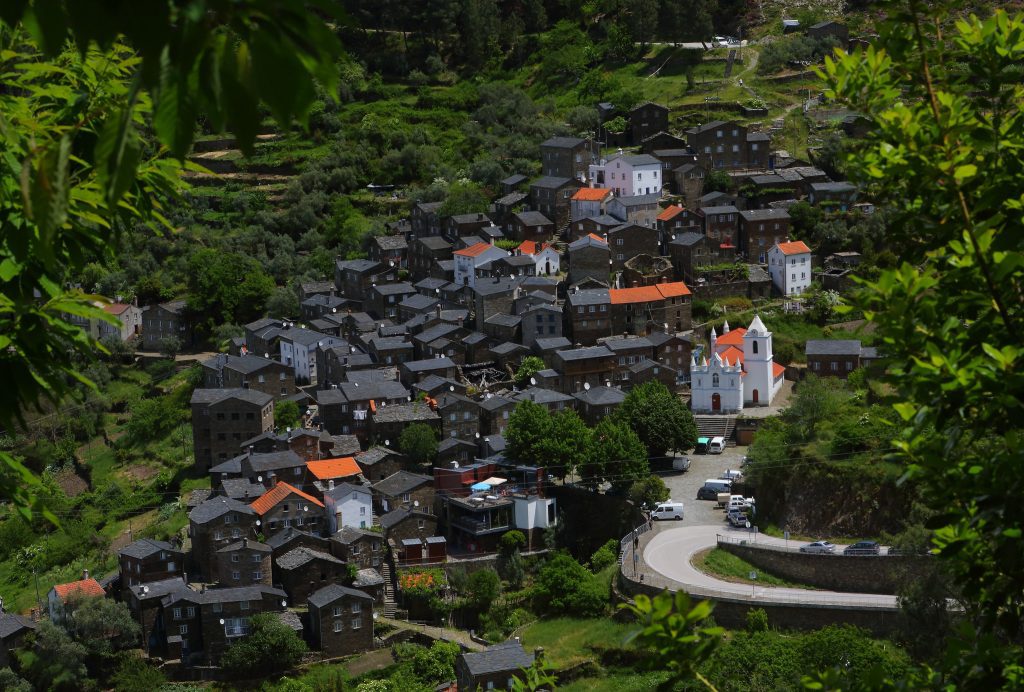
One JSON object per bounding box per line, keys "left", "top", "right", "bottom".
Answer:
{"left": 380, "top": 561, "right": 397, "bottom": 618}
{"left": 695, "top": 415, "right": 737, "bottom": 445}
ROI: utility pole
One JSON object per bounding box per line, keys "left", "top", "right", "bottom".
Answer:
{"left": 33, "top": 568, "right": 42, "bottom": 617}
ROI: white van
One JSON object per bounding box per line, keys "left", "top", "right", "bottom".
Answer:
{"left": 703, "top": 478, "right": 733, "bottom": 494}
{"left": 709, "top": 437, "right": 726, "bottom": 454}
{"left": 651, "top": 502, "right": 684, "bottom": 521}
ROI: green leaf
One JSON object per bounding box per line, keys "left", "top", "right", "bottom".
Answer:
{"left": 29, "top": 134, "right": 72, "bottom": 251}
{"left": 95, "top": 106, "right": 143, "bottom": 207}
{"left": 954, "top": 164, "right": 978, "bottom": 181}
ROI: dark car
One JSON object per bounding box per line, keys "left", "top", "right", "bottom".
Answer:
{"left": 843, "top": 541, "right": 881, "bottom": 556}
{"left": 696, "top": 486, "right": 718, "bottom": 501}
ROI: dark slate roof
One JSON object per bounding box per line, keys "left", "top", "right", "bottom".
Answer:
{"left": 746, "top": 132, "right": 771, "bottom": 142}
{"left": 603, "top": 337, "right": 654, "bottom": 352}
{"left": 670, "top": 231, "right": 706, "bottom": 247}
{"left": 355, "top": 446, "right": 400, "bottom": 466}
{"left": 190, "top": 388, "right": 273, "bottom": 407}
{"left": 340, "top": 380, "right": 410, "bottom": 401}
{"left": 332, "top": 526, "right": 380, "bottom": 545}
{"left": 372, "top": 471, "right": 432, "bottom": 497}
{"left": 189, "top": 496, "right": 255, "bottom": 524}
{"left": 805, "top": 339, "right": 862, "bottom": 356}
{"left": 437, "top": 437, "right": 475, "bottom": 453}
{"left": 337, "top": 259, "right": 382, "bottom": 273}
{"left": 513, "top": 387, "right": 574, "bottom": 405}
{"left": 187, "top": 488, "right": 214, "bottom": 508}
{"left": 701, "top": 191, "right": 733, "bottom": 204}
{"left": 700, "top": 205, "right": 739, "bottom": 215}
{"left": 690, "top": 119, "right": 729, "bottom": 134}
{"left": 246, "top": 317, "right": 283, "bottom": 332}
{"left": 652, "top": 148, "right": 694, "bottom": 158}
{"left": 740, "top": 208, "right": 791, "bottom": 222}
{"left": 375, "top": 235, "right": 408, "bottom": 250}
{"left": 568, "top": 235, "right": 609, "bottom": 252}
{"left": 810, "top": 181, "right": 857, "bottom": 193}
{"left": 490, "top": 342, "right": 527, "bottom": 356}
{"left": 612, "top": 193, "right": 661, "bottom": 207}
{"left": 264, "top": 527, "right": 327, "bottom": 551}
{"left": 330, "top": 434, "right": 362, "bottom": 455}
{"left": 495, "top": 191, "right": 529, "bottom": 206}
{"left": 615, "top": 153, "right": 661, "bottom": 167}
{"left": 323, "top": 482, "right": 371, "bottom": 504}
{"left": 276, "top": 546, "right": 345, "bottom": 571}
{"left": 460, "top": 640, "right": 534, "bottom": 677}
{"left": 221, "top": 478, "right": 269, "bottom": 501}
{"left": 417, "top": 236, "right": 452, "bottom": 252}
{"left": 631, "top": 359, "right": 674, "bottom": 374}
{"left": 403, "top": 357, "right": 456, "bottom": 373}
{"left": 238, "top": 450, "right": 304, "bottom": 473}
{"left": 567, "top": 288, "right": 610, "bottom": 307}
{"left": 308, "top": 583, "right": 374, "bottom": 608}
{"left": 414, "top": 323, "right": 460, "bottom": 344}
{"left": 478, "top": 395, "right": 515, "bottom": 412}
{"left": 0, "top": 613, "right": 36, "bottom": 639}
{"left": 278, "top": 327, "right": 336, "bottom": 347}
{"left": 415, "top": 277, "right": 450, "bottom": 292}
{"left": 556, "top": 345, "right": 613, "bottom": 362}
{"left": 573, "top": 386, "right": 627, "bottom": 406}
{"left": 119, "top": 538, "right": 178, "bottom": 560}
{"left": 530, "top": 175, "right": 574, "bottom": 190}
{"left": 514, "top": 211, "right": 553, "bottom": 227}
{"left": 378, "top": 507, "right": 413, "bottom": 529}
{"left": 534, "top": 337, "right": 572, "bottom": 352}
{"left": 127, "top": 576, "right": 189, "bottom": 602}
{"left": 541, "top": 136, "right": 586, "bottom": 149}
{"left": 217, "top": 539, "right": 272, "bottom": 554}
{"left": 473, "top": 277, "right": 519, "bottom": 297}
{"left": 354, "top": 568, "right": 385, "bottom": 588}
{"left": 164, "top": 584, "right": 287, "bottom": 607}
{"left": 373, "top": 282, "right": 417, "bottom": 296}
{"left": 372, "top": 402, "right": 440, "bottom": 424}
{"left": 485, "top": 314, "right": 521, "bottom": 328}
{"left": 502, "top": 173, "right": 528, "bottom": 186}
{"left": 400, "top": 294, "right": 439, "bottom": 311}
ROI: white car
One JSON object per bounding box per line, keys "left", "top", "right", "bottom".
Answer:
{"left": 721, "top": 469, "right": 743, "bottom": 482}
{"left": 800, "top": 541, "right": 836, "bottom": 554}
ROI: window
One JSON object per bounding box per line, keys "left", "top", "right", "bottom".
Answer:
{"left": 792, "top": 274, "right": 796, "bottom": 281}
{"left": 334, "top": 621, "right": 343, "bottom": 632}
{"left": 402, "top": 493, "right": 411, "bottom": 502}
{"left": 417, "top": 519, "right": 425, "bottom": 529}
{"left": 241, "top": 600, "right": 250, "bottom": 610}
{"left": 716, "top": 130, "right": 723, "bottom": 138}
{"left": 360, "top": 506, "right": 366, "bottom": 516}
{"left": 616, "top": 253, "right": 624, "bottom": 260}
{"left": 732, "top": 144, "right": 739, "bottom": 153}
{"left": 751, "top": 143, "right": 759, "bottom": 151}
{"left": 231, "top": 412, "right": 239, "bottom": 421}
{"left": 282, "top": 503, "right": 289, "bottom": 512}
{"left": 752, "top": 342, "right": 758, "bottom": 354}
{"left": 251, "top": 553, "right": 261, "bottom": 562}
{"left": 294, "top": 466, "right": 302, "bottom": 475}
{"left": 167, "top": 561, "right": 176, "bottom": 571}
{"left": 280, "top": 372, "right": 286, "bottom": 381}
{"left": 180, "top": 624, "right": 189, "bottom": 635}
{"left": 703, "top": 146, "right": 711, "bottom": 154}
{"left": 214, "top": 530, "right": 223, "bottom": 540}
{"left": 801, "top": 272, "right": 806, "bottom": 279}
{"left": 231, "top": 528, "right": 240, "bottom": 538}
{"left": 213, "top": 602, "right": 223, "bottom": 613}
{"left": 232, "top": 570, "right": 241, "bottom": 580}
{"left": 173, "top": 608, "right": 182, "bottom": 620}
{"left": 846, "top": 362, "right": 853, "bottom": 371}
{"left": 351, "top": 617, "right": 362, "bottom": 630}
{"left": 351, "top": 602, "right": 362, "bottom": 613}
{"left": 712, "top": 374, "right": 719, "bottom": 387}
{"left": 232, "top": 554, "right": 240, "bottom": 563}
{"left": 616, "top": 238, "right": 623, "bottom": 246}
{"left": 831, "top": 362, "right": 839, "bottom": 371}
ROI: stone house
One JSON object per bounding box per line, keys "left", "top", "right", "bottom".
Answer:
{"left": 607, "top": 223, "right": 660, "bottom": 272}
{"left": 805, "top": 339, "right": 869, "bottom": 379}
{"left": 208, "top": 449, "right": 306, "bottom": 491}
{"left": 315, "top": 380, "right": 411, "bottom": 438}
{"left": 118, "top": 538, "right": 184, "bottom": 595}
{"left": 380, "top": 507, "right": 439, "bottom": 545}
{"left": 570, "top": 187, "right": 613, "bottom": 222}
{"left": 69, "top": 301, "right": 143, "bottom": 343}
{"left": 274, "top": 546, "right": 350, "bottom": 606}
{"left": 699, "top": 205, "right": 741, "bottom": 248}
{"left": 433, "top": 391, "right": 479, "bottom": 441}
{"left": 371, "top": 471, "right": 434, "bottom": 515}
{"left": 365, "top": 282, "right": 417, "bottom": 321}
{"left": 668, "top": 232, "right": 721, "bottom": 285}
{"left": 0, "top": 613, "right": 35, "bottom": 668}
{"left": 540, "top": 135, "right": 592, "bottom": 180}
{"left": 674, "top": 163, "right": 706, "bottom": 208}
{"left": 604, "top": 336, "right": 657, "bottom": 386}
{"left": 529, "top": 176, "right": 581, "bottom": 229}
{"left": 570, "top": 213, "right": 620, "bottom": 242}
{"left": 630, "top": 102, "right": 670, "bottom": 145}
{"left": 607, "top": 193, "right": 661, "bottom": 229}
{"left": 307, "top": 584, "right": 375, "bottom": 658}
{"left": 370, "top": 234, "right": 408, "bottom": 269}
{"left": 520, "top": 303, "right": 563, "bottom": 349}
{"left": 567, "top": 234, "right": 610, "bottom": 286}
{"left": 566, "top": 287, "right": 612, "bottom": 345}
{"left": 555, "top": 345, "right": 617, "bottom": 393}
{"left": 201, "top": 353, "right": 295, "bottom": 399}
{"left": 455, "top": 640, "right": 535, "bottom": 692}
{"left": 329, "top": 527, "right": 386, "bottom": 571}
{"left": 608, "top": 281, "right": 693, "bottom": 336}
{"left": 686, "top": 120, "right": 768, "bottom": 171}
{"left": 472, "top": 276, "right": 519, "bottom": 331}
{"left": 807, "top": 20, "right": 849, "bottom": 44}
{"left": 411, "top": 201, "right": 443, "bottom": 237}
{"left": 187, "top": 496, "right": 258, "bottom": 579}
{"left": 334, "top": 259, "right": 393, "bottom": 304}
{"left": 478, "top": 395, "right": 516, "bottom": 437}
{"left": 444, "top": 213, "right": 493, "bottom": 243}
{"left": 573, "top": 385, "right": 626, "bottom": 425}
{"left": 216, "top": 538, "right": 272, "bottom": 587}
{"left": 279, "top": 327, "right": 344, "bottom": 386}
{"left": 807, "top": 181, "right": 858, "bottom": 210}
{"left": 142, "top": 300, "right": 192, "bottom": 351}
{"left": 190, "top": 388, "right": 274, "bottom": 470}
{"left": 647, "top": 331, "right": 693, "bottom": 382}
{"left": 509, "top": 211, "right": 555, "bottom": 244}
{"left": 656, "top": 204, "right": 702, "bottom": 251}
{"left": 354, "top": 447, "right": 407, "bottom": 484}
{"left": 370, "top": 402, "right": 442, "bottom": 448}
{"left": 739, "top": 208, "right": 792, "bottom": 263}
{"left": 409, "top": 236, "right": 453, "bottom": 281}
{"left": 249, "top": 480, "right": 326, "bottom": 539}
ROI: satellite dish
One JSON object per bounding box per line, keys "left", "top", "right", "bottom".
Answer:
{"left": 257, "top": 476, "right": 263, "bottom": 482}
{"left": 407, "top": 396, "right": 412, "bottom": 402}
{"left": 143, "top": 586, "right": 149, "bottom": 594}
{"left": 414, "top": 500, "right": 420, "bottom": 507}
{"left": 255, "top": 520, "right": 262, "bottom": 526}
{"left": 264, "top": 353, "right": 269, "bottom": 358}
{"left": 303, "top": 505, "right": 309, "bottom": 512}
{"left": 219, "top": 618, "right": 226, "bottom": 625}
{"left": 332, "top": 307, "right": 337, "bottom": 313}
{"left": 530, "top": 377, "right": 537, "bottom": 386}
{"left": 584, "top": 382, "right": 591, "bottom": 391}
{"left": 354, "top": 382, "right": 359, "bottom": 387}
{"left": 384, "top": 440, "right": 390, "bottom": 446}
{"left": 475, "top": 432, "right": 480, "bottom": 439}
{"left": 281, "top": 600, "right": 288, "bottom": 607}
{"left": 450, "top": 385, "right": 455, "bottom": 392}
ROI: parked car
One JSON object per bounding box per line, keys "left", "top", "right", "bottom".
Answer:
{"left": 800, "top": 541, "right": 836, "bottom": 554}
{"left": 696, "top": 486, "right": 718, "bottom": 501}
{"left": 651, "top": 502, "right": 684, "bottom": 521}
{"left": 843, "top": 541, "right": 881, "bottom": 556}
{"left": 728, "top": 512, "right": 749, "bottom": 528}
{"left": 672, "top": 456, "right": 691, "bottom": 472}
{"left": 721, "top": 469, "right": 743, "bottom": 482}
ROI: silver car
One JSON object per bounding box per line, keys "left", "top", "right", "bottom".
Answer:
{"left": 800, "top": 541, "right": 836, "bottom": 554}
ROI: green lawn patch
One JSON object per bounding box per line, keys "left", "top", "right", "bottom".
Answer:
{"left": 692, "top": 548, "right": 816, "bottom": 589}
{"left": 560, "top": 669, "right": 672, "bottom": 691}
{"left": 519, "top": 617, "right": 636, "bottom": 668}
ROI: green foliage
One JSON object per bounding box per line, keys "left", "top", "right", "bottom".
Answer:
{"left": 615, "top": 381, "right": 697, "bottom": 457}
{"left": 588, "top": 539, "right": 619, "bottom": 573}
{"left": 63, "top": 594, "right": 140, "bottom": 657}
{"left": 221, "top": 612, "right": 308, "bottom": 678}
{"left": 515, "top": 356, "right": 546, "bottom": 384}
{"left": 0, "top": 667, "right": 32, "bottom": 692}
{"left": 703, "top": 170, "right": 733, "bottom": 193}
{"left": 621, "top": 590, "right": 723, "bottom": 690}
{"left": 124, "top": 392, "right": 189, "bottom": 446}
{"left": 533, "top": 552, "right": 607, "bottom": 617}
{"left": 186, "top": 249, "right": 276, "bottom": 330}
{"left": 464, "top": 568, "right": 501, "bottom": 612}
{"left": 266, "top": 287, "right": 301, "bottom": 319}
{"left": 819, "top": 5, "right": 1024, "bottom": 683}
{"left": 757, "top": 34, "right": 840, "bottom": 75}
{"left": 499, "top": 530, "right": 527, "bottom": 555}
{"left": 275, "top": 400, "right": 302, "bottom": 430}
{"left": 18, "top": 621, "right": 90, "bottom": 691}
{"left": 410, "top": 640, "right": 461, "bottom": 684}
{"left": 583, "top": 418, "right": 648, "bottom": 490}
{"left": 628, "top": 475, "right": 670, "bottom": 509}
{"left": 506, "top": 401, "right": 591, "bottom": 479}
{"left": 110, "top": 654, "right": 167, "bottom": 692}
{"left": 437, "top": 179, "right": 489, "bottom": 217}
{"left": 398, "top": 423, "right": 439, "bottom": 466}
{"left": 746, "top": 608, "right": 769, "bottom": 633}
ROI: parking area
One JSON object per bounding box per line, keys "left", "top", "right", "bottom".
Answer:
{"left": 656, "top": 445, "right": 749, "bottom": 527}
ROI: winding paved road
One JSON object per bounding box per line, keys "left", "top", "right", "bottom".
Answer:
{"left": 641, "top": 525, "right": 898, "bottom": 609}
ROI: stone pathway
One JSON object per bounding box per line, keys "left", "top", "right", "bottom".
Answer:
{"left": 375, "top": 616, "right": 486, "bottom": 652}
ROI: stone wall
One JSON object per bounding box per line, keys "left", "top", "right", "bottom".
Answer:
{"left": 718, "top": 541, "right": 931, "bottom": 594}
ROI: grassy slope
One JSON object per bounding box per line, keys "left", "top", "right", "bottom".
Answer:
{"left": 692, "top": 547, "right": 816, "bottom": 588}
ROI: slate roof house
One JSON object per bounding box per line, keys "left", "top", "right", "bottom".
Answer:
{"left": 307, "top": 584, "right": 375, "bottom": 658}
{"left": 455, "top": 640, "right": 535, "bottom": 692}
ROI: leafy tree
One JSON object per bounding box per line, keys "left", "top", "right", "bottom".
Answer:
{"left": 589, "top": 539, "right": 619, "bottom": 573}
{"left": 399, "top": 423, "right": 439, "bottom": 466}
{"left": 615, "top": 381, "right": 697, "bottom": 457}
{"left": 703, "top": 169, "right": 732, "bottom": 194}
{"left": 158, "top": 336, "right": 182, "bottom": 360}
{"left": 782, "top": 374, "right": 847, "bottom": 442}
{"left": 438, "top": 179, "right": 489, "bottom": 218}
{"left": 266, "top": 287, "right": 300, "bottom": 319}
{"left": 410, "top": 640, "right": 461, "bottom": 685}
{"left": 627, "top": 474, "right": 670, "bottom": 509}
{"left": 275, "top": 400, "right": 302, "bottom": 430}
{"left": 109, "top": 654, "right": 167, "bottom": 692}
{"left": 533, "top": 553, "right": 606, "bottom": 617}
{"left": 18, "top": 621, "right": 90, "bottom": 691}
{"left": 221, "top": 613, "right": 308, "bottom": 678}
{"left": 0, "top": 668, "right": 31, "bottom": 692}
{"left": 746, "top": 608, "right": 769, "bottom": 633}
{"left": 62, "top": 594, "right": 141, "bottom": 657}
{"left": 187, "top": 249, "right": 276, "bottom": 329}
{"left": 584, "top": 418, "right": 648, "bottom": 490}
{"left": 514, "top": 356, "right": 546, "bottom": 385}
{"left": 0, "top": 0, "right": 342, "bottom": 518}
{"left": 497, "top": 530, "right": 527, "bottom": 589}
{"left": 464, "top": 568, "right": 501, "bottom": 613}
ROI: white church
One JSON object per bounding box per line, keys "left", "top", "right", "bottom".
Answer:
{"left": 690, "top": 315, "right": 786, "bottom": 413}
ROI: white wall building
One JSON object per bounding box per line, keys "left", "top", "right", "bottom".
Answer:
{"left": 453, "top": 242, "right": 509, "bottom": 289}
{"left": 588, "top": 153, "right": 663, "bottom": 197}
{"left": 517, "top": 241, "right": 561, "bottom": 276}
{"left": 323, "top": 482, "right": 373, "bottom": 532}
{"left": 279, "top": 327, "right": 343, "bottom": 385}
{"left": 768, "top": 240, "right": 812, "bottom": 296}
{"left": 690, "top": 316, "right": 785, "bottom": 413}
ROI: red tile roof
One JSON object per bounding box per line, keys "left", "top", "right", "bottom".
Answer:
{"left": 719, "top": 345, "right": 745, "bottom": 365}
{"left": 517, "top": 241, "right": 551, "bottom": 256}
{"left": 103, "top": 303, "right": 131, "bottom": 316}
{"left": 307, "top": 457, "right": 360, "bottom": 481}
{"left": 608, "top": 281, "right": 692, "bottom": 305}
{"left": 586, "top": 233, "right": 608, "bottom": 244}
{"left": 250, "top": 481, "right": 324, "bottom": 516}
{"left": 52, "top": 578, "right": 105, "bottom": 602}
{"left": 715, "top": 327, "right": 747, "bottom": 347}
{"left": 773, "top": 362, "right": 786, "bottom": 378}
{"left": 776, "top": 240, "right": 811, "bottom": 255}
{"left": 657, "top": 205, "right": 686, "bottom": 222}
{"left": 572, "top": 187, "right": 612, "bottom": 202}
{"left": 454, "top": 242, "right": 494, "bottom": 258}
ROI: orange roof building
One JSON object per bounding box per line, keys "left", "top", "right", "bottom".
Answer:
{"left": 306, "top": 457, "right": 361, "bottom": 481}
{"left": 48, "top": 574, "right": 105, "bottom": 621}
{"left": 656, "top": 204, "right": 686, "bottom": 222}
{"left": 249, "top": 481, "right": 325, "bottom": 535}
{"left": 608, "top": 281, "right": 692, "bottom": 304}
{"left": 691, "top": 315, "right": 785, "bottom": 414}
{"left": 571, "top": 187, "right": 613, "bottom": 202}
{"left": 454, "top": 242, "right": 495, "bottom": 258}
{"left": 776, "top": 240, "right": 811, "bottom": 255}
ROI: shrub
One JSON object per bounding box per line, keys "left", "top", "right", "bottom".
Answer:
{"left": 589, "top": 539, "right": 619, "bottom": 573}
{"left": 746, "top": 608, "right": 769, "bottom": 632}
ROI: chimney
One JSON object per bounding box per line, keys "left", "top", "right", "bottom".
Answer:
{"left": 534, "top": 646, "right": 545, "bottom": 662}
{"left": 82, "top": 568, "right": 89, "bottom": 580}
{"left": 328, "top": 479, "right": 335, "bottom": 490}
{"left": 248, "top": 445, "right": 254, "bottom": 458}
{"left": 269, "top": 473, "right": 277, "bottom": 488}
{"left": 242, "top": 537, "right": 248, "bottom": 548}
